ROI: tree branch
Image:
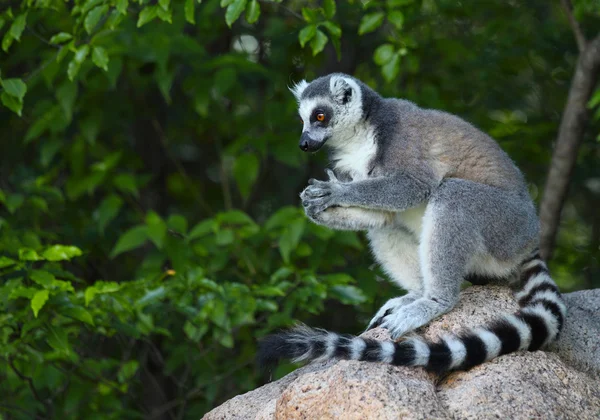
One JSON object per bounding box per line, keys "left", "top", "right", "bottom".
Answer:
{"left": 560, "top": 0, "right": 587, "bottom": 52}
{"left": 539, "top": 34, "right": 600, "bottom": 260}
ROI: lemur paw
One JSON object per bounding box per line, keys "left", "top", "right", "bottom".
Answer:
{"left": 366, "top": 294, "right": 421, "bottom": 339}
{"left": 300, "top": 169, "right": 346, "bottom": 213}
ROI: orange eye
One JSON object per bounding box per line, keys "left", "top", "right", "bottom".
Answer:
{"left": 316, "top": 113, "right": 325, "bottom": 122}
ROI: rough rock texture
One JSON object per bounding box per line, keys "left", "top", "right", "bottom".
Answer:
{"left": 204, "top": 287, "right": 600, "bottom": 420}
{"left": 550, "top": 289, "right": 600, "bottom": 380}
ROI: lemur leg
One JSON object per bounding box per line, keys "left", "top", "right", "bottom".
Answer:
{"left": 366, "top": 228, "right": 423, "bottom": 330}
{"left": 377, "top": 179, "right": 538, "bottom": 339}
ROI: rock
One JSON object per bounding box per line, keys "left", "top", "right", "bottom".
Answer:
{"left": 277, "top": 362, "right": 447, "bottom": 420}
{"left": 439, "top": 352, "right": 600, "bottom": 419}
{"left": 550, "top": 289, "right": 600, "bottom": 380}
{"left": 203, "top": 287, "right": 600, "bottom": 420}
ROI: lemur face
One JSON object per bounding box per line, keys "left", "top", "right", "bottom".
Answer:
{"left": 291, "top": 74, "right": 364, "bottom": 153}
{"left": 297, "top": 100, "right": 334, "bottom": 152}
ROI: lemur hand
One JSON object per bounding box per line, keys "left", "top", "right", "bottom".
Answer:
{"left": 301, "top": 169, "right": 347, "bottom": 218}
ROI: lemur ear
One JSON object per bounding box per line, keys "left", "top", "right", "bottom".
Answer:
{"left": 289, "top": 80, "right": 308, "bottom": 102}
{"left": 329, "top": 76, "right": 356, "bottom": 105}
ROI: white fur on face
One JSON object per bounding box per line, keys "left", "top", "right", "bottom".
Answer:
{"left": 298, "top": 97, "right": 323, "bottom": 126}
{"left": 290, "top": 79, "right": 308, "bottom": 102}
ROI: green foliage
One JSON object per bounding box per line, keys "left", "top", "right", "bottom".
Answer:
{"left": 0, "top": 0, "right": 598, "bottom": 418}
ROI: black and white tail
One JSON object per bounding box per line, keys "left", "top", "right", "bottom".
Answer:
{"left": 257, "top": 251, "right": 567, "bottom": 374}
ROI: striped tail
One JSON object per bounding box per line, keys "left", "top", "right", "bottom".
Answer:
{"left": 257, "top": 251, "right": 567, "bottom": 374}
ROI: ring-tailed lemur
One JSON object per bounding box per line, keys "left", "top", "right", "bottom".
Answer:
{"left": 258, "top": 73, "right": 566, "bottom": 374}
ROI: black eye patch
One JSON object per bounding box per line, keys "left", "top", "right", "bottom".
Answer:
{"left": 309, "top": 105, "right": 334, "bottom": 125}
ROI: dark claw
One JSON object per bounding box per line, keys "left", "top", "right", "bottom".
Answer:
{"left": 366, "top": 308, "right": 394, "bottom": 331}
{"left": 366, "top": 318, "right": 382, "bottom": 331}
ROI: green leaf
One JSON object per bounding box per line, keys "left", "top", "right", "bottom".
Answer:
{"left": 167, "top": 214, "right": 188, "bottom": 234}
{"left": 46, "top": 325, "right": 70, "bottom": 353}
{"left": 137, "top": 6, "right": 158, "bottom": 27}
{"left": 387, "top": 10, "right": 404, "bottom": 30}
{"left": 56, "top": 41, "right": 73, "bottom": 63}
{"left": 118, "top": 360, "right": 139, "bottom": 382}
{"left": 216, "top": 210, "right": 255, "bottom": 225}
{"left": 94, "top": 195, "right": 123, "bottom": 233}
{"left": 310, "top": 30, "right": 328, "bottom": 56}
{"left": 381, "top": 52, "right": 401, "bottom": 82}
{"left": 185, "top": 0, "right": 196, "bottom": 24}
{"left": 299, "top": 24, "right": 317, "bottom": 48}
{"left": 2, "top": 32, "right": 14, "bottom": 53}
{"left": 374, "top": 43, "right": 395, "bottom": 65}
{"left": 0, "top": 189, "right": 4, "bottom": 203}
{"left": 1, "top": 92, "right": 22, "bottom": 116}
{"left": 49, "top": 32, "right": 73, "bottom": 44}
{"left": 9, "top": 13, "right": 27, "bottom": 42}
{"left": 85, "top": 281, "right": 121, "bottom": 306}
{"left": 92, "top": 46, "right": 109, "bottom": 71}
{"left": 387, "top": 0, "right": 413, "bottom": 6}
{"left": 62, "top": 306, "right": 95, "bottom": 326}
{"left": 146, "top": 211, "right": 167, "bottom": 249}
{"left": 1, "top": 78, "right": 27, "bottom": 100}
{"left": 42, "top": 245, "right": 83, "bottom": 261}
{"left": 246, "top": 0, "right": 260, "bottom": 24}
{"left": 255, "top": 286, "right": 285, "bottom": 297}
{"left": 113, "top": 173, "right": 139, "bottom": 197}
{"left": 29, "top": 196, "right": 48, "bottom": 213}
{"left": 278, "top": 218, "right": 305, "bottom": 263}
{"left": 329, "top": 285, "right": 367, "bottom": 304}
{"left": 30, "top": 270, "right": 74, "bottom": 292}
{"left": 320, "top": 21, "right": 341, "bottom": 38}
{"left": 110, "top": 225, "right": 149, "bottom": 258}
{"left": 116, "top": 0, "right": 128, "bottom": 14}
{"left": 156, "top": 6, "right": 172, "bottom": 23}
{"left": 225, "top": 0, "right": 247, "bottom": 27}
{"left": 301, "top": 7, "right": 320, "bottom": 23}
{"left": 84, "top": 5, "right": 108, "bottom": 34}
{"left": 265, "top": 206, "right": 301, "bottom": 230}
{"left": 56, "top": 81, "right": 78, "bottom": 121}
{"left": 215, "top": 229, "right": 235, "bottom": 246}
{"left": 29, "top": 270, "right": 55, "bottom": 287}
{"left": 358, "top": 12, "right": 384, "bottom": 35}
{"left": 67, "top": 45, "right": 90, "bottom": 81}
{"left": 4, "top": 193, "right": 24, "bottom": 213}
{"left": 10, "top": 286, "right": 37, "bottom": 300}
{"left": 31, "top": 290, "right": 49, "bottom": 318}
{"left": 589, "top": 89, "right": 600, "bottom": 109}
{"left": 323, "top": 0, "right": 336, "bottom": 19}
{"left": 0, "top": 256, "right": 17, "bottom": 269}
{"left": 159, "top": 0, "right": 170, "bottom": 10}
{"left": 233, "top": 153, "right": 259, "bottom": 200}
{"left": 18, "top": 248, "right": 42, "bottom": 261}
{"left": 188, "top": 219, "right": 217, "bottom": 240}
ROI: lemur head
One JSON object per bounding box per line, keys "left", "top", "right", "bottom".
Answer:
{"left": 291, "top": 74, "right": 364, "bottom": 153}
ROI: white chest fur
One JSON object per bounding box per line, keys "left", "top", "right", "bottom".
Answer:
{"left": 395, "top": 203, "right": 427, "bottom": 237}
{"left": 331, "top": 125, "right": 377, "bottom": 181}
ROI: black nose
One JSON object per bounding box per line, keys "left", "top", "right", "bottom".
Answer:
{"left": 299, "top": 132, "right": 323, "bottom": 152}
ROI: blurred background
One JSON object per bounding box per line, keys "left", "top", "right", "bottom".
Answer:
{"left": 0, "top": 0, "right": 599, "bottom": 418}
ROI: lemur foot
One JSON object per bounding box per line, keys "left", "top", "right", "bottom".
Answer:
{"left": 366, "top": 293, "right": 421, "bottom": 336}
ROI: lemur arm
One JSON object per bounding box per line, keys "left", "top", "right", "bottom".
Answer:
{"left": 302, "top": 170, "right": 433, "bottom": 213}
{"left": 304, "top": 205, "right": 393, "bottom": 231}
